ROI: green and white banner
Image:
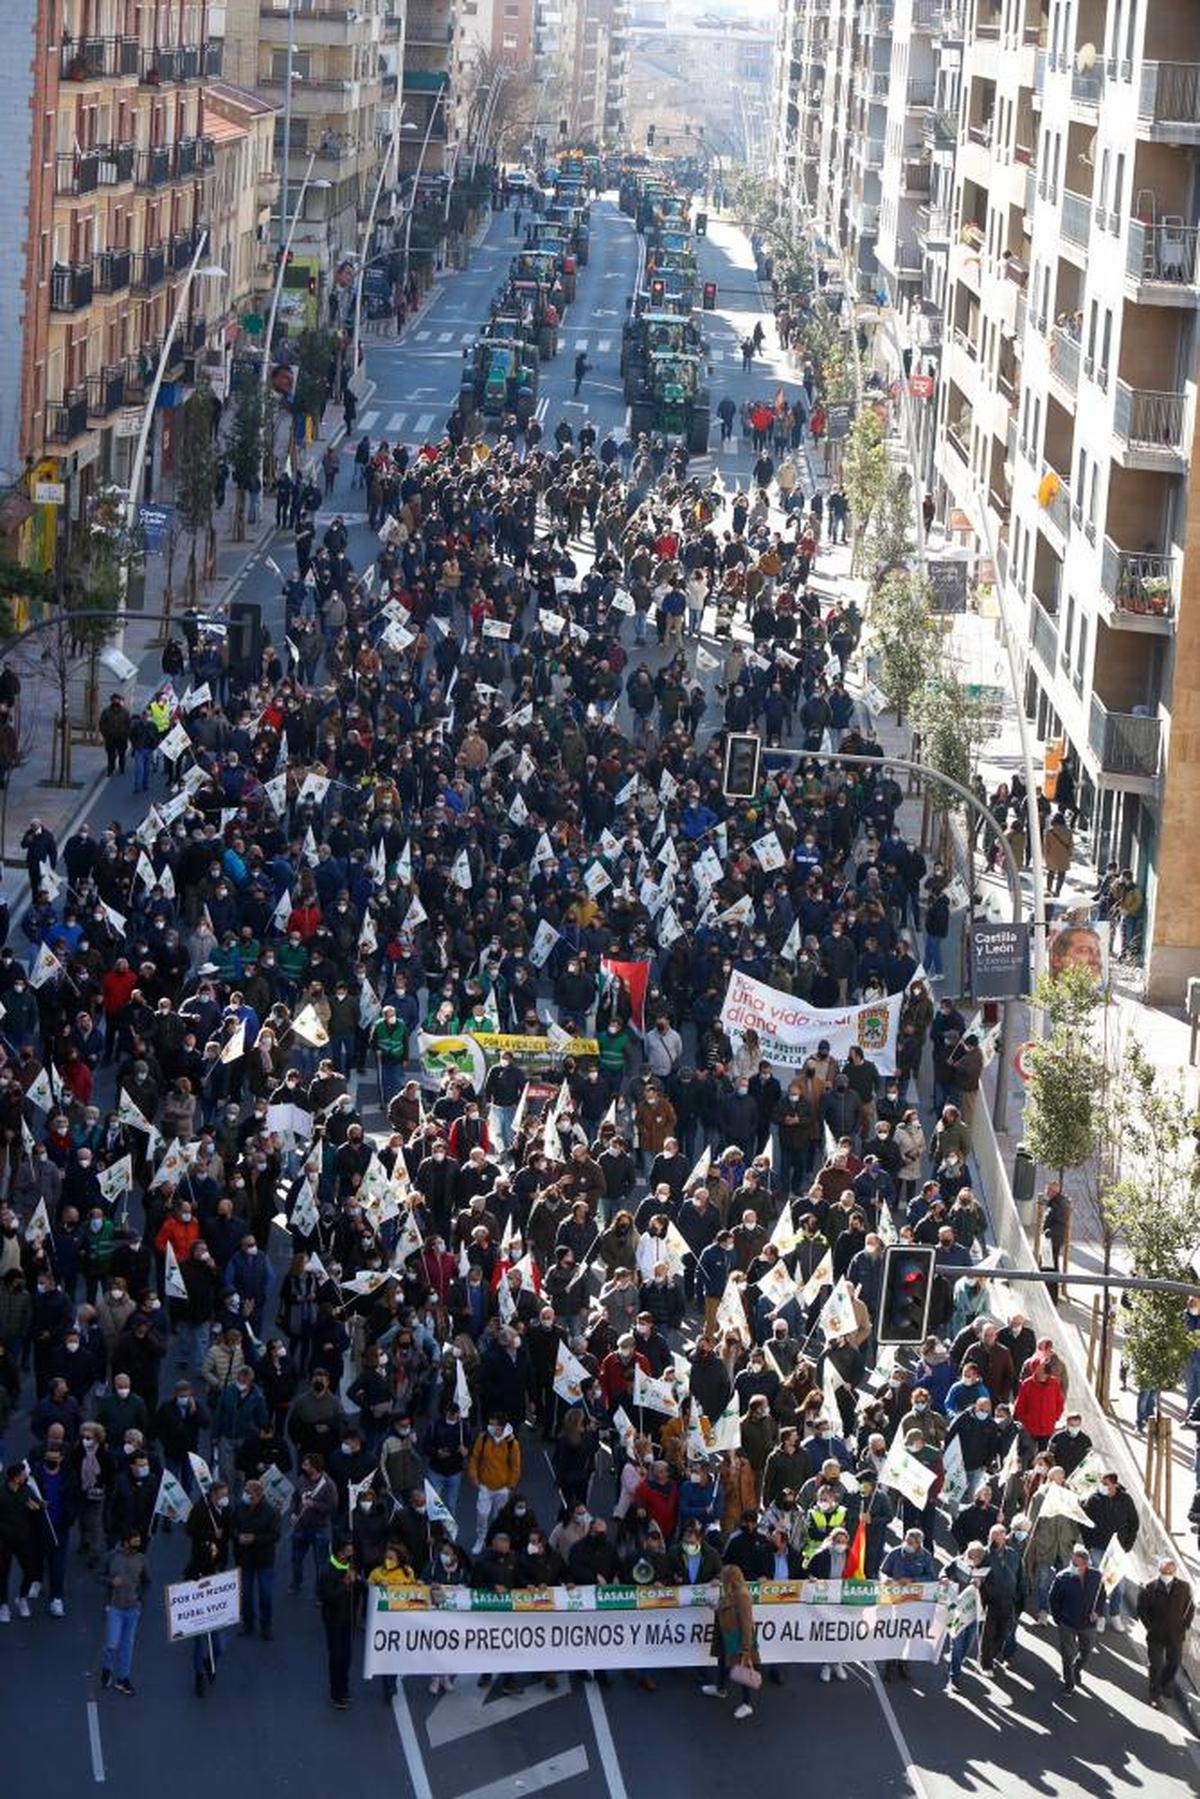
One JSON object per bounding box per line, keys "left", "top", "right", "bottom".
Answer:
{"left": 363, "top": 1580, "right": 949, "bottom": 1677}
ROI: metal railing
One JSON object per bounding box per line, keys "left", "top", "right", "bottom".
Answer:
{"left": 174, "top": 137, "right": 198, "bottom": 178}
{"left": 137, "top": 146, "right": 171, "bottom": 188}
{"left": 204, "top": 40, "right": 224, "bottom": 76}
{"left": 98, "top": 142, "right": 136, "bottom": 185}
{"left": 95, "top": 247, "right": 132, "bottom": 293}
{"left": 1031, "top": 600, "right": 1058, "bottom": 673}
{"left": 925, "top": 110, "right": 957, "bottom": 148}
{"left": 1044, "top": 472, "right": 1071, "bottom": 538}
{"left": 86, "top": 365, "right": 127, "bottom": 418}
{"left": 59, "top": 36, "right": 120, "bottom": 80}
{"left": 951, "top": 323, "right": 978, "bottom": 359}
{"left": 1089, "top": 695, "right": 1161, "bottom": 778}
{"left": 1100, "top": 540, "right": 1176, "bottom": 618}
{"left": 170, "top": 231, "right": 198, "bottom": 271}
{"left": 1049, "top": 325, "right": 1080, "bottom": 394}
{"left": 1071, "top": 69, "right": 1104, "bottom": 110}
{"left": 55, "top": 150, "right": 100, "bottom": 196}
{"left": 46, "top": 388, "right": 89, "bottom": 444}
{"left": 1061, "top": 190, "right": 1091, "bottom": 248}
{"left": 131, "top": 246, "right": 167, "bottom": 291}
{"left": 1139, "top": 61, "right": 1200, "bottom": 128}
{"left": 50, "top": 262, "right": 94, "bottom": 312}
{"left": 1126, "top": 218, "right": 1200, "bottom": 288}
{"left": 1113, "top": 381, "right": 1188, "bottom": 453}
{"left": 917, "top": 205, "right": 951, "bottom": 243}
{"left": 903, "top": 159, "right": 932, "bottom": 194}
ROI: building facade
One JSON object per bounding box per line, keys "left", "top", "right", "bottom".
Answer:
{"left": 768, "top": 0, "right": 1200, "bottom": 1000}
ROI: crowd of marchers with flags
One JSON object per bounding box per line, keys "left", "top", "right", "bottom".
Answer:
{"left": 0, "top": 410, "right": 1192, "bottom": 1723}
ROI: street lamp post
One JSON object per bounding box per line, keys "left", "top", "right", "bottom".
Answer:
{"left": 400, "top": 82, "right": 448, "bottom": 290}
{"left": 277, "top": 0, "right": 296, "bottom": 251}
{"left": 260, "top": 152, "right": 331, "bottom": 483}
{"left": 351, "top": 115, "right": 418, "bottom": 378}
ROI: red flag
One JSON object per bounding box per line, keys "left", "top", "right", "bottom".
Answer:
{"left": 844, "top": 1516, "right": 868, "bottom": 1581}
{"left": 600, "top": 957, "right": 651, "bottom": 1035}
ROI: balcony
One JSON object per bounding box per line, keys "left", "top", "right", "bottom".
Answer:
{"left": 1060, "top": 190, "right": 1091, "bottom": 251}
{"left": 907, "top": 79, "right": 936, "bottom": 108}
{"left": 1071, "top": 68, "right": 1104, "bottom": 113}
{"left": 86, "top": 365, "right": 127, "bottom": 420}
{"left": 402, "top": 1, "right": 455, "bottom": 39}
{"left": 1042, "top": 471, "right": 1071, "bottom": 541}
{"left": 925, "top": 109, "right": 957, "bottom": 149}
{"left": 1099, "top": 540, "right": 1176, "bottom": 628}
{"left": 402, "top": 69, "right": 449, "bottom": 92}
{"left": 95, "top": 247, "right": 132, "bottom": 294}
{"left": 46, "top": 388, "right": 89, "bottom": 445}
{"left": 58, "top": 36, "right": 135, "bottom": 81}
{"left": 895, "top": 238, "right": 923, "bottom": 276}
{"left": 1031, "top": 599, "right": 1058, "bottom": 676}
{"left": 1126, "top": 219, "right": 1200, "bottom": 300}
{"left": 903, "top": 158, "right": 932, "bottom": 196}
{"left": 916, "top": 205, "right": 951, "bottom": 246}
{"left": 1111, "top": 381, "right": 1189, "bottom": 468}
{"left": 170, "top": 231, "right": 199, "bottom": 271}
{"left": 1088, "top": 695, "right": 1161, "bottom": 780}
{"left": 55, "top": 150, "right": 100, "bottom": 197}
{"left": 204, "top": 40, "right": 224, "bottom": 77}
{"left": 174, "top": 137, "right": 198, "bottom": 178}
{"left": 137, "top": 146, "right": 171, "bottom": 188}
{"left": 1048, "top": 324, "right": 1080, "bottom": 397}
{"left": 50, "top": 261, "right": 94, "bottom": 312}
{"left": 1138, "top": 62, "right": 1200, "bottom": 141}
{"left": 866, "top": 70, "right": 889, "bottom": 101}
{"left": 861, "top": 139, "right": 885, "bottom": 170}
{"left": 132, "top": 246, "right": 167, "bottom": 291}
{"left": 951, "top": 323, "right": 979, "bottom": 361}
{"left": 857, "top": 202, "right": 880, "bottom": 236}
{"left": 98, "top": 142, "right": 136, "bottom": 186}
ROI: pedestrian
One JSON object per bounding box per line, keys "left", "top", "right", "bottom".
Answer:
{"left": 1049, "top": 1545, "right": 1102, "bottom": 1693}
{"left": 99, "top": 1527, "right": 149, "bottom": 1696}
{"left": 318, "top": 1538, "right": 358, "bottom": 1709}
{"left": 1136, "top": 1556, "right": 1194, "bottom": 1709}
{"left": 700, "top": 1563, "right": 762, "bottom": 1719}
{"left": 467, "top": 1412, "right": 521, "bottom": 1552}
{"left": 98, "top": 696, "right": 130, "bottom": 776}
{"left": 184, "top": 1482, "right": 233, "bottom": 1697}
{"left": 232, "top": 1478, "right": 281, "bottom": 1641}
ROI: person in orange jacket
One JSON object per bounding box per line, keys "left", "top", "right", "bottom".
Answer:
{"left": 155, "top": 1199, "right": 201, "bottom": 1269}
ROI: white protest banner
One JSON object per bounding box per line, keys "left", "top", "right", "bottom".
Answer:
{"left": 97, "top": 1155, "right": 132, "bottom": 1206}
{"left": 757, "top": 1258, "right": 796, "bottom": 1311}
{"left": 529, "top": 920, "right": 560, "bottom": 969}
{"left": 166, "top": 1569, "right": 241, "bottom": 1640}
{"left": 817, "top": 1277, "right": 858, "bottom": 1341}
{"left": 633, "top": 1364, "right": 680, "bottom": 1418}
{"left": 163, "top": 1241, "right": 188, "bottom": 1302}
{"left": 1065, "top": 1451, "right": 1105, "bottom": 1499}
{"left": 709, "top": 1399, "right": 742, "bottom": 1454}
{"left": 879, "top": 1440, "right": 936, "bottom": 1509}
{"left": 153, "top": 1468, "right": 193, "bottom": 1524}
{"left": 946, "top": 1580, "right": 980, "bottom": 1639}
{"left": 553, "top": 1342, "right": 591, "bottom": 1404}
{"left": 291, "top": 1004, "right": 330, "bottom": 1047}
{"left": 363, "top": 1581, "right": 948, "bottom": 1677}
{"left": 716, "top": 1276, "right": 750, "bottom": 1342}
{"left": 721, "top": 969, "right": 903, "bottom": 1074}
{"left": 1098, "top": 1533, "right": 1129, "bottom": 1597}
{"left": 423, "top": 1479, "right": 458, "bottom": 1538}
{"left": 219, "top": 1022, "right": 246, "bottom": 1065}
{"left": 24, "top": 1197, "right": 51, "bottom": 1242}
{"left": 1036, "top": 1480, "right": 1091, "bottom": 1528}
{"left": 583, "top": 861, "right": 612, "bottom": 897}
{"left": 940, "top": 1433, "right": 969, "bottom": 1511}
{"left": 187, "top": 1451, "right": 214, "bottom": 1497}
{"left": 24, "top": 1068, "right": 57, "bottom": 1113}
{"left": 158, "top": 722, "right": 191, "bottom": 763}
{"left": 260, "top": 1465, "right": 294, "bottom": 1517}
{"left": 29, "top": 944, "right": 61, "bottom": 990}
{"left": 751, "top": 831, "right": 787, "bottom": 873}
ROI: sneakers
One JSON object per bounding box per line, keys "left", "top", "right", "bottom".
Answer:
{"left": 1095, "top": 1617, "right": 1106, "bottom": 1634}
{"left": 733, "top": 1702, "right": 754, "bottom": 1721}
{"left": 113, "top": 1679, "right": 135, "bottom": 1698}
{"left": 700, "top": 1683, "right": 725, "bottom": 1698}
{"left": 834, "top": 1665, "right": 848, "bottom": 1682}
{"left": 1110, "top": 1615, "right": 1126, "bottom": 1634}
{"left": 945, "top": 1678, "right": 958, "bottom": 1695}
{"left": 27, "top": 1582, "right": 41, "bottom": 1600}
{"left": 100, "top": 1667, "right": 112, "bottom": 1689}
{"left": 1037, "top": 1611, "right": 1050, "bottom": 1626}
{"left": 819, "top": 1665, "right": 832, "bottom": 1683}
{"left": 0, "top": 1604, "right": 9, "bottom": 1624}
{"left": 15, "top": 1598, "right": 30, "bottom": 1619}
{"left": 49, "top": 1598, "right": 65, "bottom": 1618}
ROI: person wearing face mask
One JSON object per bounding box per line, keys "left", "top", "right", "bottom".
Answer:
{"left": 466, "top": 1413, "right": 521, "bottom": 1554}
{"left": 93, "top": 1373, "right": 150, "bottom": 1446}
{"left": 27, "top": 1437, "right": 80, "bottom": 1614}
{"left": 155, "top": 1199, "right": 201, "bottom": 1277}
{"left": 1082, "top": 1470, "right": 1139, "bottom": 1633}
{"left": 72, "top": 1421, "right": 115, "bottom": 1566}
{"left": 944, "top": 1394, "right": 1002, "bottom": 1500}
{"left": 99, "top": 1526, "right": 149, "bottom": 1696}
{"left": 1137, "top": 1556, "right": 1195, "bottom": 1709}
{"left": 106, "top": 1448, "right": 158, "bottom": 1549}
{"left": 185, "top": 1482, "right": 233, "bottom": 1694}
{"left": 223, "top": 1234, "right": 272, "bottom": 1326}
{"left": 79, "top": 1208, "right": 118, "bottom": 1306}
{"left": 212, "top": 1366, "right": 269, "bottom": 1491}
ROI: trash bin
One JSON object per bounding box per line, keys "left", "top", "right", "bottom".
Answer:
{"left": 1012, "top": 1143, "right": 1036, "bottom": 1231}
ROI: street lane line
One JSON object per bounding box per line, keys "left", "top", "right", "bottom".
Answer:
{"left": 583, "top": 1681, "right": 629, "bottom": 1799}
{"left": 438, "top": 331, "right": 454, "bottom": 342}
{"left": 597, "top": 339, "right": 611, "bottom": 352}
{"left": 391, "top": 1687, "right": 435, "bottom": 1799}
{"left": 452, "top": 1747, "right": 589, "bottom": 1799}
{"left": 415, "top": 330, "right": 432, "bottom": 341}
{"left": 87, "top": 1699, "right": 105, "bottom": 1783}
{"left": 574, "top": 339, "right": 588, "bottom": 350}
{"left": 358, "top": 410, "right": 378, "bottom": 432}
{"left": 868, "top": 1668, "right": 934, "bottom": 1799}
{"left": 414, "top": 413, "right": 436, "bottom": 434}
{"left": 387, "top": 413, "right": 407, "bottom": 433}
{"left": 426, "top": 1679, "right": 566, "bottom": 1746}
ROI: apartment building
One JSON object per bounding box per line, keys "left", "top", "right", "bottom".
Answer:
{"left": 403, "top": 0, "right": 454, "bottom": 186}
{"left": 202, "top": 80, "right": 278, "bottom": 390}
{"left": 1, "top": 0, "right": 223, "bottom": 579}
{"left": 769, "top": 0, "right": 1200, "bottom": 999}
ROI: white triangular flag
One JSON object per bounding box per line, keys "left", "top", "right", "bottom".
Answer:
{"left": 24, "top": 1067, "right": 57, "bottom": 1113}
{"left": 553, "top": 1341, "right": 590, "bottom": 1404}
{"left": 219, "top": 1021, "right": 246, "bottom": 1065}
{"left": 158, "top": 722, "right": 191, "bottom": 763}
{"left": 24, "top": 1196, "right": 51, "bottom": 1242}
{"left": 818, "top": 1277, "right": 859, "bottom": 1341}
{"left": 780, "top": 919, "right": 801, "bottom": 964}
{"left": 29, "top": 943, "right": 61, "bottom": 989}
{"left": 291, "top": 1004, "right": 329, "bottom": 1047}
{"left": 302, "top": 826, "right": 319, "bottom": 867}
{"left": 153, "top": 1467, "right": 193, "bottom": 1523}
{"left": 450, "top": 849, "right": 472, "bottom": 890}
{"left": 97, "top": 1155, "right": 132, "bottom": 1205}
{"left": 716, "top": 1274, "right": 749, "bottom": 1341}
{"left": 423, "top": 1478, "right": 457, "bottom": 1538}
{"left": 454, "top": 1356, "right": 472, "bottom": 1416}
{"left": 290, "top": 1178, "right": 319, "bottom": 1237}
{"left": 632, "top": 1363, "right": 680, "bottom": 1418}
{"left": 163, "top": 1239, "right": 188, "bottom": 1301}
{"left": 264, "top": 774, "right": 289, "bottom": 815}
{"left": 798, "top": 1249, "right": 834, "bottom": 1309}
{"left": 298, "top": 772, "right": 330, "bottom": 805}
{"left": 187, "top": 1450, "right": 214, "bottom": 1496}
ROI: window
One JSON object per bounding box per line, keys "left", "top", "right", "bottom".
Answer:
{"left": 1112, "top": 152, "right": 1124, "bottom": 227}
{"left": 1075, "top": 615, "right": 1088, "bottom": 694}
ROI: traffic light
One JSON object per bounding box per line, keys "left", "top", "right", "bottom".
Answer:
{"left": 702, "top": 280, "right": 716, "bottom": 308}
{"left": 647, "top": 124, "right": 656, "bottom": 146}
{"left": 650, "top": 275, "right": 665, "bottom": 305}
{"left": 722, "top": 732, "right": 761, "bottom": 800}
{"left": 878, "top": 1246, "right": 936, "bottom": 1345}
{"left": 307, "top": 274, "right": 317, "bottom": 296}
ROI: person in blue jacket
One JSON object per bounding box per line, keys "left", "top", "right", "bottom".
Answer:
{"left": 1049, "top": 1546, "right": 1103, "bottom": 1692}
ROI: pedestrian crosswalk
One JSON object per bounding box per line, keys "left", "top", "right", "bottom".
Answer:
{"left": 391, "top": 324, "right": 759, "bottom": 370}
{"left": 355, "top": 409, "right": 438, "bottom": 438}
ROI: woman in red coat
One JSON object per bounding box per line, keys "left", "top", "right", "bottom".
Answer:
{"left": 1013, "top": 1365, "right": 1065, "bottom": 1448}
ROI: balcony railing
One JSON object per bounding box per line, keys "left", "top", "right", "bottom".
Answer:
{"left": 98, "top": 142, "right": 136, "bottom": 185}
{"left": 951, "top": 323, "right": 978, "bottom": 360}
{"left": 1061, "top": 190, "right": 1091, "bottom": 249}
{"left": 1101, "top": 540, "right": 1176, "bottom": 620}
{"left": 1049, "top": 324, "right": 1080, "bottom": 394}
{"left": 170, "top": 230, "right": 198, "bottom": 271}
{"left": 1126, "top": 218, "right": 1200, "bottom": 290}
{"left": 903, "top": 159, "right": 932, "bottom": 195}
{"left": 50, "top": 261, "right": 94, "bottom": 312}
{"left": 55, "top": 150, "right": 100, "bottom": 196}
{"left": 59, "top": 36, "right": 124, "bottom": 81}
{"left": 1089, "top": 695, "right": 1161, "bottom": 778}
{"left": 895, "top": 238, "right": 923, "bottom": 274}
{"left": 907, "top": 79, "right": 936, "bottom": 108}
{"left": 862, "top": 139, "right": 885, "bottom": 169}
{"left": 205, "top": 39, "right": 224, "bottom": 77}
{"left": 857, "top": 203, "right": 880, "bottom": 235}
{"left": 46, "top": 388, "right": 89, "bottom": 444}
{"left": 1113, "top": 381, "right": 1188, "bottom": 456}
{"left": 1043, "top": 472, "right": 1071, "bottom": 538}
{"left": 1139, "top": 61, "right": 1200, "bottom": 131}
{"left": 925, "top": 110, "right": 957, "bottom": 148}
{"left": 137, "top": 146, "right": 171, "bottom": 188}
{"left": 402, "top": 69, "right": 449, "bottom": 91}
{"left": 95, "top": 247, "right": 132, "bottom": 293}
{"left": 1031, "top": 599, "right": 1058, "bottom": 673}
{"left": 1071, "top": 69, "right": 1104, "bottom": 111}
{"left": 86, "top": 365, "right": 127, "bottom": 419}
{"left": 132, "top": 246, "right": 167, "bottom": 291}
{"left": 174, "top": 137, "right": 198, "bottom": 178}
{"left": 917, "top": 205, "right": 951, "bottom": 244}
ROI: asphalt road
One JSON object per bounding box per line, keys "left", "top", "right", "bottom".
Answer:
{"left": 3, "top": 197, "right": 1198, "bottom": 1799}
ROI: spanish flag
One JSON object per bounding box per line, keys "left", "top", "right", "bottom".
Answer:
{"left": 844, "top": 1516, "right": 868, "bottom": 1582}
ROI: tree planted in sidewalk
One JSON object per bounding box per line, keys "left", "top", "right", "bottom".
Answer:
{"left": 867, "top": 467, "right": 917, "bottom": 591}
{"left": 227, "top": 380, "right": 267, "bottom": 542}
{"left": 292, "top": 330, "right": 339, "bottom": 437}
{"left": 841, "top": 407, "right": 888, "bottom": 573}
{"left": 870, "top": 570, "right": 938, "bottom": 723}
{"left": 175, "top": 384, "right": 218, "bottom": 606}
{"left": 1021, "top": 965, "right": 1104, "bottom": 1188}
{"left": 911, "top": 668, "right": 996, "bottom": 859}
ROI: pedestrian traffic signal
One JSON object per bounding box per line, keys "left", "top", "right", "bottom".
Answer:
{"left": 647, "top": 125, "right": 656, "bottom": 146}
{"left": 878, "top": 1246, "right": 936, "bottom": 1344}
{"left": 307, "top": 275, "right": 317, "bottom": 296}
{"left": 650, "top": 276, "right": 665, "bottom": 304}
{"left": 722, "top": 732, "right": 761, "bottom": 800}
{"left": 702, "top": 280, "right": 717, "bottom": 308}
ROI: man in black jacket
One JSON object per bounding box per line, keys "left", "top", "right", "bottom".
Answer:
{"left": 318, "top": 1539, "right": 358, "bottom": 1708}
{"left": 185, "top": 1483, "right": 233, "bottom": 1695}
{"left": 1082, "top": 1470, "right": 1139, "bottom": 1631}
{"left": 1137, "top": 1558, "right": 1195, "bottom": 1707}
{"left": 232, "top": 1479, "right": 281, "bottom": 1640}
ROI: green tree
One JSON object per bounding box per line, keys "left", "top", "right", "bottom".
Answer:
{"left": 292, "top": 329, "right": 338, "bottom": 438}
{"left": 174, "top": 385, "right": 218, "bottom": 606}
{"left": 912, "top": 669, "right": 1000, "bottom": 860}
{"left": 1021, "top": 966, "right": 1104, "bottom": 1187}
{"left": 867, "top": 467, "right": 917, "bottom": 590}
{"left": 870, "top": 571, "right": 938, "bottom": 723}
{"left": 841, "top": 407, "right": 888, "bottom": 573}
{"left": 227, "top": 380, "right": 267, "bottom": 542}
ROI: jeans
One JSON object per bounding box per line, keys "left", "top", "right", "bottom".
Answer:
{"left": 426, "top": 1471, "right": 462, "bottom": 1516}
{"left": 1033, "top": 1562, "right": 1058, "bottom": 1615}
{"left": 634, "top": 612, "right": 648, "bottom": 645}
{"left": 103, "top": 1604, "right": 141, "bottom": 1680}
{"left": 291, "top": 1529, "right": 329, "bottom": 1589}
{"left": 948, "top": 1621, "right": 977, "bottom": 1680}
{"left": 1136, "top": 1387, "right": 1158, "bottom": 1430}
{"left": 379, "top": 1059, "right": 405, "bottom": 1105}
{"left": 175, "top": 1319, "right": 210, "bottom": 1374}
{"left": 331, "top": 1034, "right": 355, "bottom": 1076}
{"left": 241, "top": 1564, "right": 274, "bottom": 1632}
{"left": 39, "top": 1537, "right": 68, "bottom": 1601}
{"left": 132, "top": 747, "right": 153, "bottom": 793}
{"left": 923, "top": 933, "right": 944, "bottom": 978}
{"left": 490, "top": 1106, "right": 516, "bottom": 1155}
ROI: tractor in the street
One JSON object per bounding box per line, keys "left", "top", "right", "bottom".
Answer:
{"left": 458, "top": 337, "right": 538, "bottom": 427}
{"left": 628, "top": 350, "right": 711, "bottom": 454}
{"left": 620, "top": 311, "right": 706, "bottom": 402}
{"left": 530, "top": 226, "right": 578, "bottom": 304}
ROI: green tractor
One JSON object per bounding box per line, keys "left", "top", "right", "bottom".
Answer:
{"left": 459, "top": 339, "right": 538, "bottom": 425}
{"left": 620, "top": 311, "right": 701, "bottom": 402}
{"left": 628, "top": 350, "right": 711, "bottom": 454}
{"left": 531, "top": 227, "right": 577, "bottom": 304}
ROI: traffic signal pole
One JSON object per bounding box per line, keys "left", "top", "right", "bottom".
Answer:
{"left": 933, "top": 1266, "right": 1200, "bottom": 1298}
{"left": 745, "top": 744, "right": 1023, "bottom": 1131}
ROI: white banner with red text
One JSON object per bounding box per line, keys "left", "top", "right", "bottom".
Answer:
{"left": 721, "top": 970, "right": 903, "bottom": 1073}
{"left": 363, "top": 1579, "right": 948, "bottom": 1676}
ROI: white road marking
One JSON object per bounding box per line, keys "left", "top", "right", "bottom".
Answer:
{"left": 452, "top": 1747, "right": 590, "bottom": 1799}
{"left": 87, "top": 1700, "right": 105, "bottom": 1783}
{"left": 414, "top": 412, "right": 436, "bottom": 434}
{"left": 583, "top": 1682, "right": 630, "bottom": 1799}
{"left": 391, "top": 1688, "right": 435, "bottom": 1799}
{"left": 386, "top": 412, "right": 407, "bottom": 433}
{"left": 357, "top": 410, "right": 378, "bottom": 433}
{"left": 597, "top": 338, "right": 612, "bottom": 352}
{"left": 414, "top": 330, "right": 432, "bottom": 341}
{"left": 535, "top": 396, "right": 549, "bottom": 422}
{"left": 425, "top": 1678, "right": 567, "bottom": 1748}
{"left": 460, "top": 332, "right": 475, "bottom": 343}
{"left": 869, "top": 1667, "right": 935, "bottom": 1799}
{"left": 438, "top": 331, "right": 454, "bottom": 343}
{"left": 574, "top": 338, "right": 588, "bottom": 350}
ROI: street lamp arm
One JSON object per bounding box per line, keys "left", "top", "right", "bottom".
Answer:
{"left": 123, "top": 230, "right": 211, "bottom": 537}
